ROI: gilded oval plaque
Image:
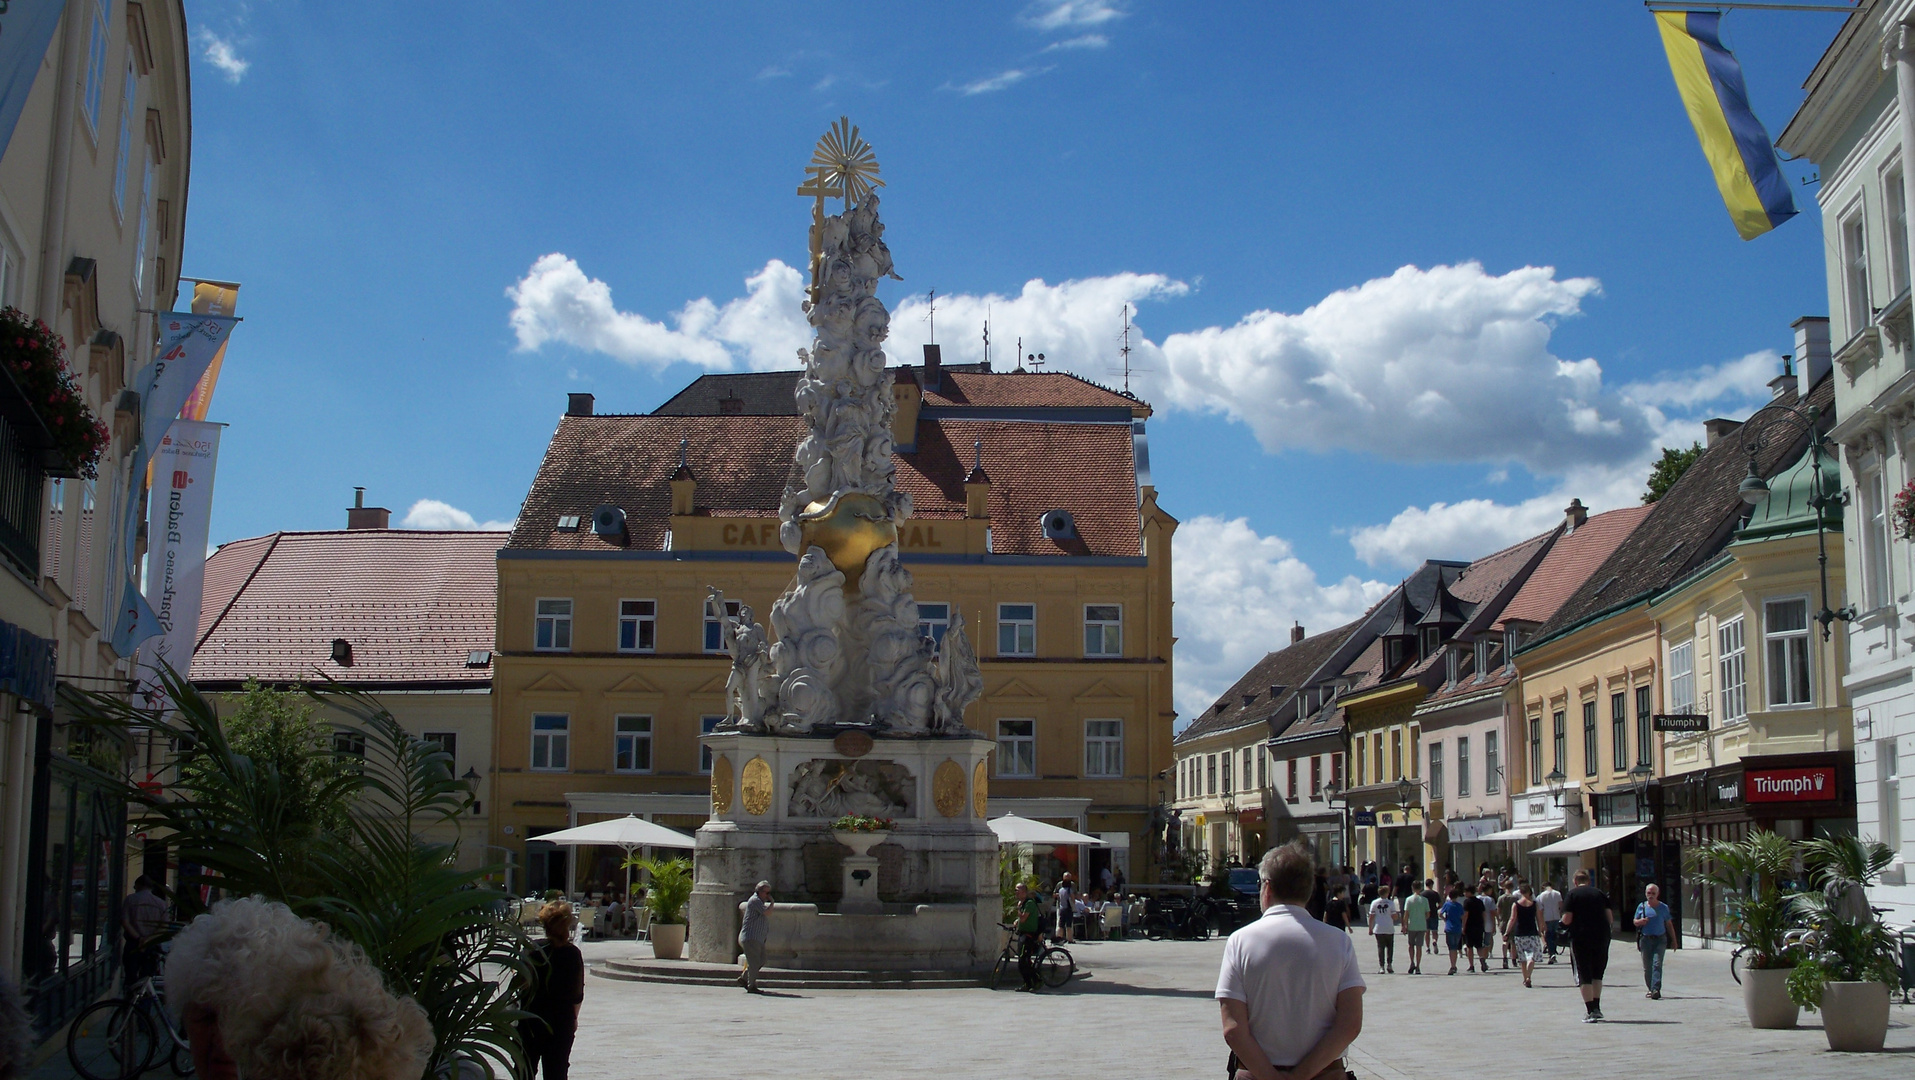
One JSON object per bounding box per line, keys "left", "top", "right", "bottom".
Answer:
{"left": 711, "top": 755, "right": 734, "bottom": 815}
{"left": 933, "top": 759, "right": 965, "bottom": 818}
{"left": 741, "top": 756, "right": 774, "bottom": 817}
{"left": 972, "top": 759, "right": 989, "bottom": 818}
{"left": 834, "top": 730, "right": 874, "bottom": 758}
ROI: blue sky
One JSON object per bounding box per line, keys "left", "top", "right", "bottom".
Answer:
{"left": 180, "top": 1, "right": 1848, "bottom": 714}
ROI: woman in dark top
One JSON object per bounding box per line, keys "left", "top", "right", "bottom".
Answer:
{"left": 1505, "top": 884, "right": 1544, "bottom": 987}
{"left": 523, "top": 901, "right": 586, "bottom": 1080}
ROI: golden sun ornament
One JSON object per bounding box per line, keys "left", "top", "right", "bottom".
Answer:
{"left": 809, "top": 116, "right": 884, "bottom": 210}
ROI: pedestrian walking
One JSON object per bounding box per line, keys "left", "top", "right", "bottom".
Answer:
{"left": 1559, "top": 869, "right": 1614, "bottom": 1022}
{"left": 1537, "top": 879, "right": 1564, "bottom": 964}
{"left": 737, "top": 881, "right": 774, "bottom": 993}
{"left": 1366, "top": 890, "right": 1400, "bottom": 974}
{"left": 1420, "top": 879, "right": 1441, "bottom": 946}
{"left": 1013, "top": 882, "right": 1045, "bottom": 991}
{"left": 1394, "top": 864, "right": 1416, "bottom": 903}
{"left": 1439, "top": 886, "right": 1466, "bottom": 975}
{"left": 1217, "top": 840, "right": 1365, "bottom": 1080}
{"left": 1055, "top": 873, "right": 1077, "bottom": 943}
{"left": 1475, "top": 883, "right": 1497, "bottom": 972}
{"left": 1461, "top": 886, "right": 1487, "bottom": 973}
{"left": 523, "top": 900, "right": 587, "bottom": 1079}
{"left": 1323, "top": 886, "right": 1352, "bottom": 932}
{"left": 1633, "top": 883, "right": 1673, "bottom": 1000}
{"left": 120, "top": 875, "right": 169, "bottom": 990}
{"left": 1495, "top": 883, "right": 1518, "bottom": 970}
{"left": 1307, "top": 870, "right": 1328, "bottom": 921}
{"left": 1401, "top": 884, "right": 1429, "bottom": 975}
{"left": 1506, "top": 884, "right": 1544, "bottom": 988}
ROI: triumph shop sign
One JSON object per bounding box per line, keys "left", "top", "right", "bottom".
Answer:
{"left": 1744, "top": 766, "right": 1839, "bottom": 804}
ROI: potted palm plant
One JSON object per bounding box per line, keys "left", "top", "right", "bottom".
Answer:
{"left": 631, "top": 856, "right": 694, "bottom": 960}
{"left": 1692, "top": 830, "right": 1802, "bottom": 1028}
{"left": 1786, "top": 835, "right": 1899, "bottom": 1052}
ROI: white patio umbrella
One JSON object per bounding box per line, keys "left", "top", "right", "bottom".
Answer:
{"left": 987, "top": 813, "right": 1107, "bottom": 847}
{"left": 534, "top": 815, "right": 697, "bottom": 905}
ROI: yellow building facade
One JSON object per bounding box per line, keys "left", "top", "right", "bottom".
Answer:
{"left": 493, "top": 361, "right": 1177, "bottom": 895}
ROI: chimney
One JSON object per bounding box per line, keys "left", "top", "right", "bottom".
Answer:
{"left": 891, "top": 367, "right": 922, "bottom": 450}
{"left": 346, "top": 487, "right": 390, "bottom": 530}
{"left": 1768, "top": 354, "right": 1797, "bottom": 398}
{"left": 1563, "top": 498, "right": 1587, "bottom": 533}
{"left": 1703, "top": 418, "right": 1743, "bottom": 446}
{"left": 1793, "top": 316, "right": 1831, "bottom": 389}
{"left": 964, "top": 440, "right": 991, "bottom": 518}
{"left": 670, "top": 438, "right": 697, "bottom": 515}
{"left": 922, "top": 343, "right": 942, "bottom": 392}
{"left": 1291, "top": 622, "right": 1306, "bottom": 644}
{"left": 567, "top": 393, "right": 594, "bottom": 417}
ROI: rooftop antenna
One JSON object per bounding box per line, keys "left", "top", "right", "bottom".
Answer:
{"left": 982, "top": 307, "right": 991, "bottom": 369}
{"left": 1015, "top": 336, "right": 1025, "bottom": 373}
{"left": 1027, "top": 351, "right": 1046, "bottom": 371}
{"left": 924, "top": 288, "right": 937, "bottom": 343}
{"left": 1106, "top": 302, "right": 1152, "bottom": 394}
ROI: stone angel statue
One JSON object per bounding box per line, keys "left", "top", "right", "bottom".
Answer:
{"left": 712, "top": 587, "right": 774, "bottom": 731}
{"left": 930, "top": 609, "right": 983, "bottom": 734}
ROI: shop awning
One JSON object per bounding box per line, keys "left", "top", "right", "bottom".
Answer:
{"left": 1479, "top": 823, "right": 1563, "bottom": 843}
{"left": 1527, "top": 823, "right": 1648, "bottom": 856}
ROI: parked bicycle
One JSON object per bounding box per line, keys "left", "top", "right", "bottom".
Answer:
{"left": 66, "top": 973, "right": 193, "bottom": 1079}
{"left": 990, "top": 923, "right": 1076, "bottom": 990}
{"left": 1143, "top": 895, "right": 1218, "bottom": 941}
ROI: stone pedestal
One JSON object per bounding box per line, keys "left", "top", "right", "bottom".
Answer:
{"left": 690, "top": 730, "right": 997, "bottom": 970}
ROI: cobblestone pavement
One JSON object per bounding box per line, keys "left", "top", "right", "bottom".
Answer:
{"left": 569, "top": 935, "right": 1915, "bottom": 1079}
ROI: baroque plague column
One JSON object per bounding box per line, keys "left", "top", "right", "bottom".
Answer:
{"left": 689, "top": 120, "right": 998, "bottom": 971}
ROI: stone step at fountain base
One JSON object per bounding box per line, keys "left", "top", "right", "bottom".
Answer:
{"left": 592, "top": 956, "right": 985, "bottom": 990}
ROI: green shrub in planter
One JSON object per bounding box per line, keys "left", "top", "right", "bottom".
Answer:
{"left": 1785, "top": 835, "right": 1900, "bottom": 1010}
{"left": 629, "top": 856, "right": 694, "bottom": 925}
{"left": 1690, "top": 830, "right": 1803, "bottom": 971}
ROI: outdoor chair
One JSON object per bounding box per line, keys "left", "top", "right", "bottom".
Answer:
{"left": 633, "top": 908, "right": 652, "bottom": 940}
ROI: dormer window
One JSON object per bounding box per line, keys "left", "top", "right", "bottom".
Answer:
{"left": 1421, "top": 626, "right": 1441, "bottom": 659}
{"left": 1445, "top": 647, "right": 1461, "bottom": 685}
{"left": 1386, "top": 638, "right": 1406, "bottom": 669}
{"left": 1474, "top": 639, "right": 1491, "bottom": 678}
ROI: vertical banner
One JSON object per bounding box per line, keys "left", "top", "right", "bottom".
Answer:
{"left": 180, "top": 281, "right": 239, "bottom": 421}
{"left": 111, "top": 313, "right": 236, "bottom": 655}
{"left": 133, "top": 420, "right": 222, "bottom": 713}
{"left": 0, "top": 1, "right": 67, "bottom": 161}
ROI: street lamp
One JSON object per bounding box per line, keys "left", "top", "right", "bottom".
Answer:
{"left": 1544, "top": 768, "right": 1570, "bottom": 809}
{"left": 1736, "top": 401, "right": 1854, "bottom": 640}
{"left": 1322, "top": 781, "right": 1349, "bottom": 870}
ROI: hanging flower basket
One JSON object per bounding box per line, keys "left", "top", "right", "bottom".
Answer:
{"left": 0, "top": 307, "right": 107, "bottom": 479}
{"left": 1894, "top": 480, "right": 1915, "bottom": 542}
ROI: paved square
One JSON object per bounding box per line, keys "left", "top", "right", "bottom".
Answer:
{"left": 571, "top": 936, "right": 1915, "bottom": 1079}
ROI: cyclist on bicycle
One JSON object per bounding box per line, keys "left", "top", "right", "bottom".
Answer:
{"left": 120, "top": 877, "right": 168, "bottom": 990}
{"left": 1013, "top": 882, "right": 1044, "bottom": 992}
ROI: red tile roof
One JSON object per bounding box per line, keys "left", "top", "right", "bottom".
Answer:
{"left": 1497, "top": 505, "right": 1652, "bottom": 630}
{"left": 922, "top": 371, "right": 1145, "bottom": 412}
{"left": 193, "top": 530, "right": 505, "bottom": 688}
{"left": 509, "top": 414, "right": 1143, "bottom": 557}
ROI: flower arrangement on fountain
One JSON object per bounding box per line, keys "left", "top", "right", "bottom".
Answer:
{"left": 830, "top": 815, "right": 895, "bottom": 833}
{"left": 0, "top": 307, "right": 108, "bottom": 478}
{"left": 1894, "top": 479, "right": 1915, "bottom": 540}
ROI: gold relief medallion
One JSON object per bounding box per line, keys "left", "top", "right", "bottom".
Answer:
{"left": 742, "top": 757, "right": 774, "bottom": 817}
{"left": 932, "top": 759, "right": 965, "bottom": 818}
{"left": 972, "top": 759, "right": 989, "bottom": 819}
{"left": 710, "top": 755, "right": 734, "bottom": 815}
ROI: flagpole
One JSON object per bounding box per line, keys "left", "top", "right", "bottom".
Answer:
{"left": 1644, "top": 1, "right": 1862, "bottom": 13}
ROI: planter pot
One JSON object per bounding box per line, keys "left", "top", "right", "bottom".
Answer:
{"left": 833, "top": 830, "right": 889, "bottom": 857}
{"left": 650, "top": 922, "right": 687, "bottom": 960}
{"left": 1743, "top": 967, "right": 1799, "bottom": 1030}
{"left": 1821, "top": 981, "right": 1890, "bottom": 1052}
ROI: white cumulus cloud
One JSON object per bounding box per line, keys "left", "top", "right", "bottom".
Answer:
{"left": 1022, "top": 0, "right": 1126, "bottom": 31}
{"left": 1043, "top": 34, "right": 1109, "bottom": 51}
{"left": 507, "top": 255, "right": 808, "bottom": 373}
{"left": 1172, "top": 516, "right": 1390, "bottom": 721}
{"left": 195, "top": 30, "right": 249, "bottom": 83}
{"left": 399, "top": 500, "right": 515, "bottom": 532}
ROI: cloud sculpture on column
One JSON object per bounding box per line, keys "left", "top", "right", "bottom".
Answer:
{"left": 716, "top": 118, "right": 981, "bottom": 738}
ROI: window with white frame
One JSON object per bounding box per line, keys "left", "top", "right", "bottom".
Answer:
{"left": 1084, "top": 604, "right": 1122, "bottom": 656}
{"left": 1286, "top": 757, "right": 1297, "bottom": 801}
{"left": 1486, "top": 730, "right": 1500, "bottom": 794}
{"left": 1221, "top": 752, "right": 1233, "bottom": 795}
{"left": 997, "top": 719, "right": 1036, "bottom": 778}
{"left": 618, "top": 599, "right": 656, "bottom": 652}
{"left": 1842, "top": 206, "right": 1871, "bottom": 338}
{"left": 1528, "top": 716, "right": 1542, "bottom": 787}
{"left": 917, "top": 603, "right": 950, "bottom": 644}
{"left": 1310, "top": 754, "right": 1322, "bottom": 797}
{"left": 534, "top": 599, "right": 573, "bottom": 652}
{"left": 1552, "top": 710, "right": 1566, "bottom": 775}
{"left": 1578, "top": 698, "right": 1593, "bottom": 777}
{"left": 1881, "top": 738, "right": 1902, "bottom": 853}
{"left": 134, "top": 154, "right": 152, "bottom": 296}
{"left": 1764, "top": 598, "right": 1813, "bottom": 706}
{"left": 1667, "top": 640, "right": 1695, "bottom": 714}
{"left": 1889, "top": 166, "right": 1912, "bottom": 296}
{"left": 83, "top": 2, "right": 108, "bottom": 134}
{"left": 1456, "top": 736, "right": 1471, "bottom": 798}
{"left": 1429, "top": 742, "right": 1444, "bottom": 800}
{"left": 113, "top": 61, "right": 135, "bottom": 219}
{"left": 1242, "top": 747, "right": 1254, "bottom": 791}
{"left": 1719, "top": 616, "right": 1747, "bottom": 723}
{"left": 699, "top": 716, "right": 722, "bottom": 773}
{"left": 531, "top": 714, "right": 569, "bottom": 771}
{"left": 997, "top": 603, "right": 1035, "bottom": 656}
{"left": 704, "top": 598, "right": 741, "bottom": 652}
{"left": 423, "top": 732, "right": 457, "bottom": 766}
{"left": 1861, "top": 467, "right": 1891, "bottom": 610}
{"left": 1257, "top": 746, "right": 1268, "bottom": 790}
{"left": 1085, "top": 719, "right": 1122, "bottom": 777}
{"left": 1206, "top": 753, "right": 1217, "bottom": 795}
{"left": 1611, "top": 692, "right": 1628, "bottom": 773}
{"left": 614, "top": 715, "right": 652, "bottom": 773}
{"left": 1635, "top": 685, "right": 1654, "bottom": 767}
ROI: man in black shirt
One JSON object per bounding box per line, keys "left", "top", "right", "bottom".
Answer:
{"left": 1558, "top": 868, "right": 1613, "bottom": 1022}
{"left": 1460, "top": 889, "right": 1487, "bottom": 972}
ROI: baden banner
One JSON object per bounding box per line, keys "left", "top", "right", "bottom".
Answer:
{"left": 0, "top": 1, "right": 67, "bottom": 161}
{"left": 133, "top": 420, "right": 222, "bottom": 713}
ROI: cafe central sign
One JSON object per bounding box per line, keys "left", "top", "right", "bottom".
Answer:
{"left": 718, "top": 519, "right": 954, "bottom": 549}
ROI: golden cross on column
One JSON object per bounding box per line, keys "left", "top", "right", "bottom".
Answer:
{"left": 796, "top": 167, "right": 841, "bottom": 306}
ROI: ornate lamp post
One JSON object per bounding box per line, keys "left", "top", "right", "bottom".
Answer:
{"left": 1734, "top": 401, "right": 1853, "bottom": 639}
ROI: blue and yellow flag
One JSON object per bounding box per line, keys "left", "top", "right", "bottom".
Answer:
{"left": 1655, "top": 10, "right": 1797, "bottom": 240}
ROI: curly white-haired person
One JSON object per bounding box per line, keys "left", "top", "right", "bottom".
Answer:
{"left": 165, "top": 896, "right": 434, "bottom": 1080}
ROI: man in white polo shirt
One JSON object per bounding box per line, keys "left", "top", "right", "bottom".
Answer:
{"left": 1217, "top": 840, "right": 1366, "bottom": 1080}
